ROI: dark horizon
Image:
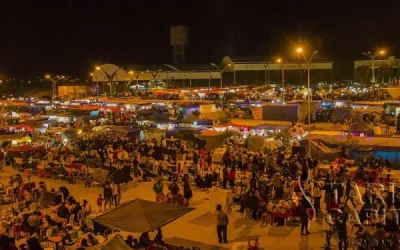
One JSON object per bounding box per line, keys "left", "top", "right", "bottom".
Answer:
{"left": 0, "top": 0, "right": 398, "bottom": 80}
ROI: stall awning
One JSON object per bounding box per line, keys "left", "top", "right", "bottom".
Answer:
{"left": 93, "top": 199, "right": 193, "bottom": 233}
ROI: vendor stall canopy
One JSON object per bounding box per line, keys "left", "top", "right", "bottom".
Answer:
{"left": 66, "top": 233, "right": 131, "bottom": 250}
{"left": 93, "top": 199, "right": 194, "bottom": 233}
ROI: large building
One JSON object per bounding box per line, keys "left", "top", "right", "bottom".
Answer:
{"left": 91, "top": 57, "right": 333, "bottom": 90}
{"left": 354, "top": 56, "right": 400, "bottom": 83}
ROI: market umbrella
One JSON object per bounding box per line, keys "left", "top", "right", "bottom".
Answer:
{"left": 93, "top": 199, "right": 194, "bottom": 233}
{"left": 66, "top": 233, "right": 131, "bottom": 250}
{"left": 90, "top": 169, "right": 109, "bottom": 184}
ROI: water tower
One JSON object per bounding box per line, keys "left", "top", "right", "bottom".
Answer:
{"left": 170, "top": 25, "right": 188, "bottom": 64}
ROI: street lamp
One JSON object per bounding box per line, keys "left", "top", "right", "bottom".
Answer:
{"left": 211, "top": 63, "right": 231, "bottom": 108}
{"left": 90, "top": 73, "right": 100, "bottom": 96}
{"left": 128, "top": 70, "right": 142, "bottom": 94}
{"left": 95, "top": 65, "right": 122, "bottom": 98}
{"left": 296, "top": 47, "right": 318, "bottom": 156}
{"left": 277, "top": 58, "right": 285, "bottom": 102}
{"left": 45, "top": 75, "right": 65, "bottom": 98}
{"left": 362, "top": 49, "right": 386, "bottom": 97}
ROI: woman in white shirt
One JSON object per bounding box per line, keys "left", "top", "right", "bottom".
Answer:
{"left": 322, "top": 210, "right": 335, "bottom": 248}
{"left": 110, "top": 182, "right": 119, "bottom": 207}
{"left": 312, "top": 182, "right": 322, "bottom": 212}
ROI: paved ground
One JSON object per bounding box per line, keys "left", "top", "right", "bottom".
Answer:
{"left": 3, "top": 166, "right": 392, "bottom": 250}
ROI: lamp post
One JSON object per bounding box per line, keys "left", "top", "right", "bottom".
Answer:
{"left": 95, "top": 66, "right": 122, "bottom": 98}
{"left": 277, "top": 58, "right": 285, "bottom": 102}
{"left": 90, "top": 73, "right": 99, "bottom": 96}
{"left": 362, "top": 49, "right": 386, "bottom": 98}
{"left": 45, "top": 75, "right": 65, "bottom": 98}
{"left": 296, "top": 47, "right": 318, "bottom": 157}
{"left": 211, "top": 63, "right": 231, "bottom": 109}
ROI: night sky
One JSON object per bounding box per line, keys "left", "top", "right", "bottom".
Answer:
{"left": 0, "top": 0, "right": 399, "bottom": 79}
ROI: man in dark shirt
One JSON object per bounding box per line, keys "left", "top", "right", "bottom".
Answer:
{"left": 103, "top": 183, "right": 113, "bottom": 209}
{"left": 336, "top": 211, "right": 348, "bottom": 250}
{"left": 57, "top": 202, "right": 70, "bottom": 219}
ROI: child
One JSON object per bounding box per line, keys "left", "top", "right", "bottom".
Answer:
{"left": 97, "top": 194, "right": 104, "bottom": 212}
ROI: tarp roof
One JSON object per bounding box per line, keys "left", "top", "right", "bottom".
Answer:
{"left": 93, "top": 199, "right": 194, "bottom": 233}
{"left": 0, "top": 134, "right": 23, "bottom": 142}
{"left": 8, "top": 145, "right": 42, "bottom": 152}
{"left": 66, "top": 233, "right": 131, "bottom": 250}
{"left": 230, "top": 118, "right": 292, "bottom": 128}
{"left": 305, "top": 134, "right": 400, "bottom": 152}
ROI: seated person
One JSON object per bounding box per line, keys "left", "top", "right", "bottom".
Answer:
{"left": 44, "top": 215, "right": 57, "bottom": 227}
{"left": 79, "top": 222, "right": 89, "bottom": 234}
{"left": 79, "top": 238, "right": 90, "bottom": 248}
{"left": 153, "top": 228, "right": 163, "bottom": 243}
{"left": 63, "top": 225, "right": 79, "bottom": 245}
{"left": 125, "top": 235, "right": 134, "bottom": 248}
{"left": 139, "top": 232, "right": 151, "bottom": 247}
{"left": 133, "top": 238, "right": 141, "bottom": 249}
{"left": 57, "top": 202, "right": 70, "bottom": 219}
{"left": 87, "top": 233, "right": 98, "bottom": 246}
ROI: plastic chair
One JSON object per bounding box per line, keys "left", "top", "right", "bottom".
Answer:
{"left": 247, "top": 236, "right": 259, "bottom": 250}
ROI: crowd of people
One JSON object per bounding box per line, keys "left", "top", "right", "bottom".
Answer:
{"left": 1, "top": 115, "right": 400, "bottom": 250}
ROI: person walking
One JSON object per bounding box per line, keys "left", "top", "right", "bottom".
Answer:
{"left": 215, "top": 204, "right": 228, "bottom": 244}
{"left": 344, "top": 179, "right": 357, "bottom": 208}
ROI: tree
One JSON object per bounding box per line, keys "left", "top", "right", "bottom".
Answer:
{"left": 273, "top": 130, "right": 291, "bottom": 148}
{"left": 336, "top": 133, "right": 359, "bottom": 158}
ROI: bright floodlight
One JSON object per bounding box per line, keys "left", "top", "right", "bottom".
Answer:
{"left": 90, "top": 73, "right": 93, "bottom": 76}
{"left": 296, "top": 47, "right": 303, "bottom": 53}
{"left": 379, "top": 50, "right": 386, "bottom": 55}
{"left": 129, "top": 70, "right": 134, "bottom": 74}
{"left": 277, "top": 58, "right": 282, "bottom": 63}
{"left": 45, "top": 75, "right": 50, "bottom": 79}
{"left": 227, "top": 63, "right": 231, "bottom": 67}
{"left": 95, "top": 66, "right": 101, "bottom": 70}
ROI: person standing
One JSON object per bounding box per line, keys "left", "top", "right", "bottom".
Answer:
{"left": 215, "top": 204, "right": 228, "bottom": 244}
{"left": 227, "top": 168, "right": 235, "bottom": 190}
{"left": 336, "top": 211, "right": 348, "bottom": 250}
{"left": 312, "top": 182, "right": 322, "bottom": 213}
{"left": 153, "top": 178, "right": 164, "bottom": 202}
{"left": 27, "top": 211, "right": 40, "bottom": 236}
{"left": 110, "top": 182, "right": 119, "bottom": 207}
{"left": 322, "top": 209, "right": 335, "bottom": 248}
{"left": 103, "top": 182, "right": 112, "bottom": 210}
{"left": 169, "top": 179, "right": 180, "bottom": 206}
{"left": 183, "top": 180, "right": 192, "bottom": 206}
{"left": 222, "top": 167, "right": 228, "bottom": 189}
{"left": 299, "top": 200, "right": 311, "bottom": 235}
